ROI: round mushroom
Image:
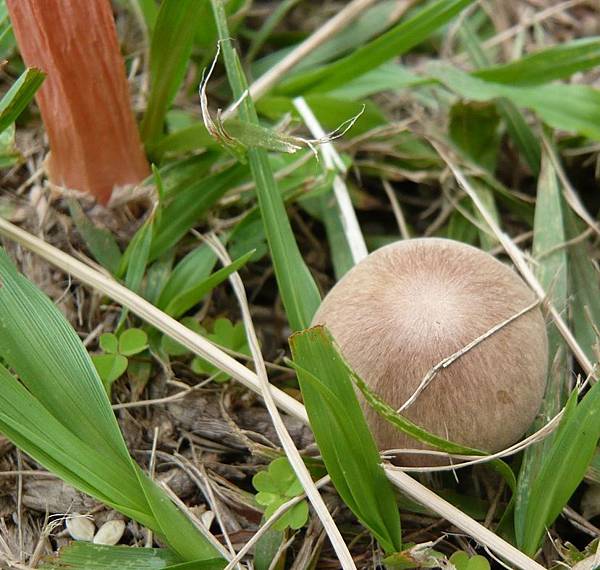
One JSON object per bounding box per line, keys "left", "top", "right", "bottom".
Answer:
{"left": 312, "top": 238, "right": 548, "bottom": 466}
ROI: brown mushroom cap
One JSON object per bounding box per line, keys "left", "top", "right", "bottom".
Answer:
{"left": 312, "top": 238, "right": 548, "bottom": 466}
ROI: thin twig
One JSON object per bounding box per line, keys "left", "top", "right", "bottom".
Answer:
{"left": 382, "top": 180, "right": 411, "bottom": 240}
{"left": 397, "top": 300, "right": 540, "bottom": 412}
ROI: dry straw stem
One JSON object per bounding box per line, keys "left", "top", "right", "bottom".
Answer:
{"left": 221, "top": 0, "right": 379, "bottom": 120}
{"left": 432, "top": 141, "right": 597, "bottom": 381}
{"left": 293, "top": 97, "right": 368, "bottom": 264}
{"left": 382, "top": 180, "right": 411, "bottom": 240}
{"left": 202, "top": 234, "right": 357, "bottom": 570}
{"left": 0, "top": 216, "right": 542, "bottom": 570}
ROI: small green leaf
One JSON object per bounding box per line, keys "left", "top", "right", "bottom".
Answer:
{"left": 0, "top": 67, "right": 45, "bottom": 133}
{"left": 191, "top": 319, "right": 250, "bottom": 382}
{"left": 119, "top": 328, "right": 149, "bottom": 357}
{"left": 99, "top": 333, "right": 119, "bottom": 354}
{"left": 92, "top": 354, "right": 128, "bottom": 386}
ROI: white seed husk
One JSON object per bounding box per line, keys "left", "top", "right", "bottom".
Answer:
{"left": 65, "top": 514, "right": 95, "bottom": 542}
{"left": 93, "top": 519, "right": 125, "bottom": 545}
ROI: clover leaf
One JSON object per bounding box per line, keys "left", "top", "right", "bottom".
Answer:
{"left": 252, "top": 457, "right": 309, "bottom": 531}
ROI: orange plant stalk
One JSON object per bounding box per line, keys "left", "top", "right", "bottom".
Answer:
{"left": 7, "top": 0, "right": 150, "bottom": 204}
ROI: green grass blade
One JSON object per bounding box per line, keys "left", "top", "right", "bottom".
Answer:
{"left": 68, "top": 199, "right": 122, "bottom": 275}
{"left": 428, "top": 63, "right": 600, "bottom": 141}
{"left": 514, "top": 149, "right": 568, "bottom": 545}
{"left": 40, "top": 542, "right": 179, "bottom": 569}
{"left": 518, "top": 382, "right": 600, "bottom": 555}
{"left": 474, "top": 37, "right": 600, "bottom": 86}
{"left": 140, "top": 0, "right": 199, "bottom": 144}
{"left": 458, "top": 22, "right": 541, "bottom": 174}
{"left": 277, "top": 0, "right": 475, "bottom": 95}
{"left": 150, "top": 164, "right": 247, "bottom": 261}
{"left": 0, "top": 67, "right": 45, "bottom": 133}
{"left": 211, "top": 0, "right": 321, "bottom": 331}
{"left": 158, "top": 245, "right": 217, "bottom": 309}
{"left": 0, "top": 250, "right": 223, "bottom": 562}
{"left": 290, "top": 326, "right": 402, "bottom": 554}
{"left": 0, "top": 249, "right": 131, "bottom": 459}
{"left": 563, "top": 205, "right": 600, "bottom": 364}
{"left": 164, "top": 250, "right": 254, "bottom": 318}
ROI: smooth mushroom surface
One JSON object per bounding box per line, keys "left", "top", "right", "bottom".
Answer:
{"left": 312, "top": 238, "right": 548, "bottom": 466}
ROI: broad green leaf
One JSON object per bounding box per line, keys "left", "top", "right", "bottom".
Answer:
{"left": 68, "top": 199, "right": 122, "bottom": 275}
{"left": 119, "top": 328, "right": 148, "bottom": 356}
{"left": 289, "top": 326, "right": 402, "bottom": 554}
{"left": 0, "top": 249, "right": 130, "bottom": 459}
{"left": 211, "top": 0, "right": 321, "bottom": 331}
{"left": 515, "top": 149, "right": 569, "bottom": 545}
{"left": 92, "top": 353, "right": 129, "bottom": 386}
{"left": 428, "top": 63, "right": 600, "bottom": 141}
{"left": 519, "top": 382, "right": 600, "bottom": 555}
{"left": 0, "top": 67, "right": 45, "bottom": 133}
{"left": 164, "top": 250, "right": 254, "bottom": 319}
{"left": 277, "top": 0, "right": 476, "bottom": 95}
{"left": 475, "top": 37, "right": 600, "bottom": 86}
{"left": 140, "top": 0, "right": 200, "bottom": 144}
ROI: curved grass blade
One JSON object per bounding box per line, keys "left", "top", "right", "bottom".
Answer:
{"left": 0, "top": 66, "right": 45, "bottom": 133}
{"left": 474, "top": 37, "right": 600, "bottom": 86}
{"left": 290, "top": 326, "right": 402, "bottom": 554}
{"left": 164, "top": 249, "right": 254, "bottom": 318}
{"left": 428, "top": 63, "right": 600, "bottom": 141}
{"left": 0, "top": 249, "right": 223, "bottom": 563}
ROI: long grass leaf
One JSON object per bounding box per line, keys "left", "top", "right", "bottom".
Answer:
{"left": 211, "top": 0, "right": 321, "bottom": 331}
{"left": 140, "top": 0, "right": 200, "bottom": 144}
{"left": 0, "top": 249, "right": 223, "bottom": 562}
{"left": 514, "top": 150, "right": 569, "bottom": 544}
{"left": 474, "top": 37, "right": 600, "bottom": 86}
{"left": 429, "top": 63, "right": 600, "bottom": 141}
{"left": 0, "top": 67, "right": 44, "bottom": 133}
{"left": 290, "top": 326, "right": 402, "bottom": 554}
{"left": 277, "top": 0, "right": 475, "bottom": 95}
{"left": 164, "top": 250, "right": 254, "bottom": 318}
